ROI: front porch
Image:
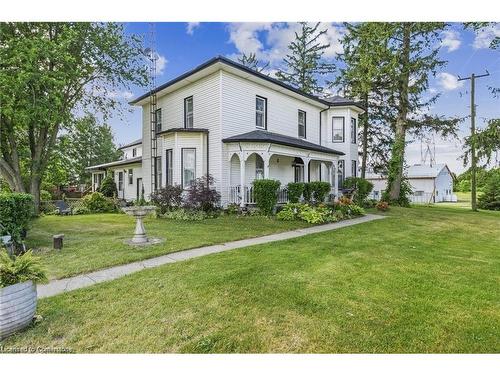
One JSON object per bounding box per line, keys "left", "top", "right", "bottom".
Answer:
{"left": 225, "top": 141, "right": 342, "bottom": 207}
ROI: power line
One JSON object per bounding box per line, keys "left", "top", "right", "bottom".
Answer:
{"left": 457, "top": 70, "right": 490, "bottom": 212}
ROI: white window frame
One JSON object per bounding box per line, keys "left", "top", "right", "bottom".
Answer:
{"left": 166, "top": 149, "right": 173, "bottom": 186}
{"left": 182, "top": 148, "right": 196, "bottom": 189}
{"left": 298, "top": 110, "right": 306, "bottom": 139}
{"left": 118, "top": 172, "right": 124, "bottom": 191}
{"left": 338, "top": 160, "right": 345, "bottom": 189}
{"left": 128, "top": 169, "right": 133, "bottom": 185}
{"left": 351, "top": 160, "right": 357, "bottom": 178}
{"left": 256, "top": 96, "right": 267, "bottom": 129}
{"left": 351, "top": 117, "right": 357, "bottom": 144}
{"left": 155, "top": 108, "right": 162, "bottom": 133}
{"left": 184, "top": 96, "right": 193, "bottom": 129}
{"left": 332, "top": 117, "right": 345, "bottom": 143}
{"left": 155, "top": 156, "right": 162, "bottom": 190}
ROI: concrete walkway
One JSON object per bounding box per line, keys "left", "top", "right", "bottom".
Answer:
{"left": 37, "top": 214, "right": 385, "bottom": 298}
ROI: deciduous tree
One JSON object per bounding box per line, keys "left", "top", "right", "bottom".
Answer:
{"left": 0, "top": 22, "right": 147, "bottom": 212}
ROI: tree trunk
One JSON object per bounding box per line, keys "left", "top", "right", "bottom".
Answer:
{"left": 30, "top": 177, "right": 41, "bottom": 215}
{"left": 361, "top": 92, "right": 369, "bottom": 179}
{"left": 387, "top": 23, "right": 411, "bottom": 202}
{"left": 388, "top": 124, "right": 406, "bottom": 200}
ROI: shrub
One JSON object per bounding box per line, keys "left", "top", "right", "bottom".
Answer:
{"left": 287, "top": 182, "right": 305, "bottom": 203}
{"left": 309, "top": 181, "right": 331, "bottom": 203}
{"left": 0, "top": 251, "right": 47, "bottom": 288}
{"left": 225, "top": 203, "right": 240, "bottom": 215}
{"left": 276, "top": 203, "right": 305, "bottom": 221}
{"left": 376, "top": 201, "right": 389, "bottom": 211}
{"left": 343, "top": 177, "right": 374, "bottom": 205}
{"left": 457, "top": 179, "right": 471, "bottom": 192}
{"left": 302, "top": 182, "right": 313, "bottom": 202}
{"left": 72, "top": 206, "right": 91, "bottom": 215}
{"left": 363, "top": 199, "right": 377, "bottom": 208}
{"left": 478, "top": 174, "right": 500, "bottom": 210}
{"left": 184, "top": 175, "right": 221, "bottom": 213}
{"left": 150, "top": 185, "right": 183, "bottom": 214}
{"left": 98, "top": 175, "right": 117, "bottom": 198}
{"left": 299, "top": 205, "right": 328, "bottom": 224}
{"left": 253, "top": 179, "right": 280, "bottom": 215}
{"left": 40, "top": 189, "right": 52, "bottom": 201}
{"left": 81, "top": 192, "right": 117, "bottom": 213}
{"left": 163, "top": 208, "right": 213, "bottom": 221}
{"left": 0, "top": 193, "right": 34, "bottom": 244}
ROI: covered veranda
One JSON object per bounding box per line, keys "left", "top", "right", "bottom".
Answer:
{"left": 223, "top": 131, "right": 344, "bottom": 207}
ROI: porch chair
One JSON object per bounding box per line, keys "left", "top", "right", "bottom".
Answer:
{"left": 54, "top": 200, "right": 72, "bottom": 215}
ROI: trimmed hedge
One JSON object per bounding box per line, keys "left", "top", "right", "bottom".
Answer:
{"left": 287, "top": 182, "right": 305, "bottom": 203}
{"left": 0, "top": 193, "right": 35, "bottom": 242}
{"left": 309, "top": 181, "right": 331, "bottom": 203}
{"left": 343, "top": 177, "right": 374, "bottom": 206}
{"left": 253, "top": 179, "right": 281, "bottom": 215}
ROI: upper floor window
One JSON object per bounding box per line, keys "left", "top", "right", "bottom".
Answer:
{"left": 132, "top": 148, "right": 137, "bottom": 157}
{"left": 184, "top": 96, "right": 193, "bottom": 128}
{"left": 155, "top": 108, "right": 162, "bottom": 133}
{"left": 298, "top": 110, "right": 306, "bottom": 139}
{"left": 350, "top": 117, "right": 357, "bottom": 144}
{"left": 332, "top": 117, "right": 345, "bottom": 143}
{"left": 256, "top": 96, "right": 267, "bottom": 129}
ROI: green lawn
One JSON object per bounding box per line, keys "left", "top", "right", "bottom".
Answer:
{"left": 4, "top": 206, "right": 499, "bottom": 353}
{"left": 27, "top": 213, "right": 312, "bottom": 279}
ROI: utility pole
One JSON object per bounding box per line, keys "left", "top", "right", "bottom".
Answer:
{"left": 457, "top": 71, "right": 489, "bottom": 212}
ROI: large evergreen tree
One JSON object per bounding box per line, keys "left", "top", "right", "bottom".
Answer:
{"left": 238, "top": 52, "right": 269, "bottom": 73}
{"left": 379, "top": 23, "right": 461, "bottom": 204}
{"left": 0, "top": 23, "right": 147, "bottom": 212}
{"left": 334, "top": 22, "right": 395, "bottom": 177}
{"left": 276, "top": 22, "right": 336, "bottom": 94}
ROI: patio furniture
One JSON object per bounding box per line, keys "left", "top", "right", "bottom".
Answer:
{"left": 54, "top": 200, "right": 72, "bottom": 215}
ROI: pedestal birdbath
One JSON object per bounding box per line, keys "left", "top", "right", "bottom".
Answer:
{"left": 122, "top": 206, "right": 162, "bottom": 246}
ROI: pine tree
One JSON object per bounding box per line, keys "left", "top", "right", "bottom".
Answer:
{"left": 238, "top": 52, "right": 269, "bottom": 73}
{"left": 276, "top": 22, "right": 336, "bottom": 94}
{"left": 378, "top": 23, "right": 462, "bottom": 204}
{"left": 333, "top": 22, "right": 395, "bottom": 178}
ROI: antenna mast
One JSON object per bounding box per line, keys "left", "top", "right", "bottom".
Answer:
{"left": 147, "top": 23, "right": 158, "bottom": 194}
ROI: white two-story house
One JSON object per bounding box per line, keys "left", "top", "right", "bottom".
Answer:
{"left": 89, "top": 56, "right": 364, "bottom": 206}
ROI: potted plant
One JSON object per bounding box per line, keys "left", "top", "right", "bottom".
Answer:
{"left": 0, "top": 251, "right": 47, "bottom": 339}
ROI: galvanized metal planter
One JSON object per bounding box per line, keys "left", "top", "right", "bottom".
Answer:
{"left": 0, "top": 280, "right": 37, "bottom": 340}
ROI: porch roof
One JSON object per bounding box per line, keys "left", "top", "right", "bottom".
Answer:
{"left": 85, "top": 157, "right": 142, "bottom": 171}
{"left": 222, "top": 130, "right": 345, "bottom": 156}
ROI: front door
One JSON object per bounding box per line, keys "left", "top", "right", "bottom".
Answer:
{"left": 136, "top": 178, "right": 143, "bottom": 200}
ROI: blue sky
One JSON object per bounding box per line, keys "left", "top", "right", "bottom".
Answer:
{"left": 108, "top": 22, "right": 500, "bottom": 173}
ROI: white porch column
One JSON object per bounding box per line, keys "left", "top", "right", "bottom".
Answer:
{"left": 333, "top": 160, "right": 339, "bottom": 198}
{"left": 263, "top": 154, "right": 270, "bottom": 179}
{"left": 239, "top": 154, "right": 246, "bottom": 208}
{"left": 304, "top": 157, "right": 311, "bottom": 182}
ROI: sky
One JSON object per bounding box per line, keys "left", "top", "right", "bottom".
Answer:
{"left": 107, "top": 22, "right": 500, "bottom": 174}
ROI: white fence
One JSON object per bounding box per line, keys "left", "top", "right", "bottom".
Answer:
{"left": 408, "top": 192, "right": 435, "bottom": 204}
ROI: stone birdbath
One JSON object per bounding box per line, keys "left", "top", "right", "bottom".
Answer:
{"left": 122, "top": 206, "right": 162, "bottom": 246}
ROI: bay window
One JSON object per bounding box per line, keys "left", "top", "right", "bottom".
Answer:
{"left": 332, "top": 117, "right": 345, "bottom": 142}
{"left": 182, "top": 148, "right": 196, "bottom": 188}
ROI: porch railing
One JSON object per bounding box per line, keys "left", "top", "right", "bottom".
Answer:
{"left": 228, "top": 185, "right": 289, "bottom": 205}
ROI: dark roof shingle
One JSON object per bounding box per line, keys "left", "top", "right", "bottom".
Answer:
{"left": 222, "top": 130, "right": 344, "bottom": 156}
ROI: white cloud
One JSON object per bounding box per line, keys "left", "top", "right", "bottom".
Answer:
{"left": 186, "top": 22, "right": 200, "bottom": 35}
{"left": 227, "top": 22, "right": 343, "bottom": 66}
{"left": 155, "top": 54, "right": 167, "bottom": 75}
{"left": 437, "top": 72, "right": 464, "bottom": 91}
{"left": 472, "top": 24, "right": 500, "bottom": 49}
{"left": 441, "top": 30, "right": 461, "bottom": 52}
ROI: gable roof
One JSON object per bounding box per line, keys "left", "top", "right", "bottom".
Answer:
{"left": 86, "top": 156, "right": 142, "bottom": 171}
{"left": 222, "top": 130, "right": 344, "bottom": 156}
{"left": 366, "top": 164, "right": 451, "bottom": 180}
{"left": 130, "top": 56, "right": 365, "bottom": 111}
{"left": 118, "top": 138, "right": 142, "bottom": 150}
